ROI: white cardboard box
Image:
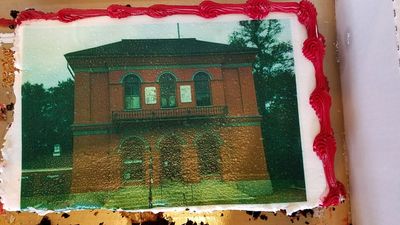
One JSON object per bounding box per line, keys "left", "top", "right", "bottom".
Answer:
{"left": 336, "top": 1, "right": 400, "bottom": 225}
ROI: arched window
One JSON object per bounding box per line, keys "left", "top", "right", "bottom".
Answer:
{"left": 194, "top": 72, "right": 212, "bottom": 106}
{"left": 195, "top": 132, "right": 221, "bottom": 175}
{"left": 120, "top": 137, "right": 146, "bottom": 181}
{"left": 123, "top": 74, "right": 141, "bottom": 110}
{"left": 159, "top": 73, "right": 177, "bottom": 108}
{"left": 159, "top": 134, "right": 183, "bottom": 182}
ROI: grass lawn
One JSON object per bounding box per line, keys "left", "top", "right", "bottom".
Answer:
{"left": 21, "top": 180, "right": 306, "bottom": 210}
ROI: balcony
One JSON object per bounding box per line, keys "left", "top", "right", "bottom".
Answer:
{"left": 112, "top": 106, "right": 228, "bottom": 122}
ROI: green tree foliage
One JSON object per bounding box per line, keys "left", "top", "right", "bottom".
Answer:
{"left": 22, "top": 79, "right": 74, "bottom": 169}
{"left": 229, "top": 20, "right": 305, "bottom": 188}
{"left": 22, "top": 83, "right": 49, "bottom": 167}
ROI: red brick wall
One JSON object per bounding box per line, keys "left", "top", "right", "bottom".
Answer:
{"left": 222, "top": 68, "right": 244, "bottom": 116}
{"left": 221, "top": 67, "right": 260, "bottom": 116}
{"left": 74, "top": 72, "right": 110, "bottom": 124}
{"left": 237, "top": 67, "right": 259, "bottom": 115}
{"left": 71, "top": 134, "right": 121, "bottom": 193}
{"left": 109, "top": 84, "right": 123, "bottom": 113}
{"left": 72, "top": 61, "right": 267, "bottom": 193}
{"left": 71, "top": 122, "right": 268, "bottom": 193}
{"left": 90, "top": 73, "right": 110, "bottom": 123}
{"left": 74, "top": 72, "right": 90, "bottom": 123}
{"left": 220, "top": 125, "right": 269, "bottom": 181}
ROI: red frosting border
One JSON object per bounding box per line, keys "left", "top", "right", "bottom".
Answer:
{"left": 0, "top": 0, "right": 345, "bottom": 211}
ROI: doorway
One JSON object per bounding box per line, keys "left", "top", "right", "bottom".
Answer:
{"left": 159, "top": 134, "right": 182, "bottom": 182}
{"left": 120, "top": 137, "right": 146, "bottom": 183}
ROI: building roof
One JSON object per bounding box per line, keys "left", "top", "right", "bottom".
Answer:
{"left": 65, "top": 38, "right": 258, "bottom": 58}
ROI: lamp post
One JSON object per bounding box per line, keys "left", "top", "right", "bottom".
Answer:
{"left": 148, "top": 146, "right": 153, "bottom": 208}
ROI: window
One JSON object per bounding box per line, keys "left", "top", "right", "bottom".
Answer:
{"left": 53, "top": 144, "right": 61, "bottom": 157}
{"left": 123, "top": 74, "right": 141, "bottom": 110}
{"left": 159, "top": 134, "right": 183, "bottom": 181}
{"left": 194, "top": 72, "right": 212, "bottom": 106}
{"left": 159, "top": 73, "right": 177, "bottom": 108}
{"left": 120, "top": 137, "right": 146, "bottom": 181}
{"left": 195, "top": 132, "right": 221, "bottom": 175}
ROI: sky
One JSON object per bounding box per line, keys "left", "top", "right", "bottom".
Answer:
{"left": 19, "top": 17, "right": 291, "bottom": 87}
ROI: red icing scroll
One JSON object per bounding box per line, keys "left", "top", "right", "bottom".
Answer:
{"left": 0, "top": 0, "right": 346, "bottom": 208}
{"left": 0, "top": 18, "right": 15, "bottom": 28}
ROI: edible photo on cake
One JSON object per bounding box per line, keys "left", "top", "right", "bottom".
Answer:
{"left": 18, "top": 17, "right": 308, "bottom": 210}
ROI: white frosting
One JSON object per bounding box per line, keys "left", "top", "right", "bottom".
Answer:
{"left": 0, "top": 33, "right": 14, "bottom": 45}
{"left": 0, "top": 32, "right": 21, "bottom": 210}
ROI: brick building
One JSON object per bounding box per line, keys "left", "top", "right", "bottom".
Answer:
{"left": 65, "top": 38, "right": 270, "bottom": 193}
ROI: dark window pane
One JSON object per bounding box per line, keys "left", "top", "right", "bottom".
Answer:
{"left": 159, "top": 135, "right": 182, "bottom": 182}
{"left": 195, "top": 132, "right": 221, "bottom": 175}
{"left": 120, "top": 137, "right": 145, "bottom": 181}
{"left": 123, "top": 75, "right": 141, "bottom": 110}
{"left": 159, "top": 73, "right": 177, "bottom": 108}
{"left": 194, "top": 72, "right": 212, "bottom": 106}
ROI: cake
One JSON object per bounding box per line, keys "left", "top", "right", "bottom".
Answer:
{"left": 0, "top": 0, "right": 345, "bottom": 213}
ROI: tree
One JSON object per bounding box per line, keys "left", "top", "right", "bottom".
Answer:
{"left": 22, "top": 82, "right": 49, "bottom": 167}
{"left": 229, "top": 20, "right": 305, "bottom": 188}
{"left": 22, "top": 79, "right": 74, "bottom": 169}
{"left": 47, "top": 79, "right": 74, "bottom": 162}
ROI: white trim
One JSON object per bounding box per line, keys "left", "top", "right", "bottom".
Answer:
{"left": 22, "top": 167, "right": 73, "bottom": 173}
{"left": 192, "top": 70, "right": 213, "bottom": 80}
{"left": 0, "top": 33, "right": 15, "bottom": 45}
{"left": 120, "top": 72, "right": 143, "bottom": 83}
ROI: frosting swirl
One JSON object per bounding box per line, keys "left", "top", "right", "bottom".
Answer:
{"left": 107, "top": 5, "right": 133, "bottom": 19}
{"left": 199, "top": 1, "right": 225, "bottom": 18}
{"left": 0, "top": 18, "right": 15, "bottom": 28}
{"left": 146, "top": 5, "right": 171, "bottom": 18}
{"left": 17, "top": 10, "right": 52, "bottom": 24}
{"left": 302, "top": 37, "right": 325, "bottom": 63}
{"left": 310, "top": 88, "right": 331, "bottom": 120}
{"left": 313, "top": 131, "right": 336, "bottom": 160}
{"left": 58, "top": 9, "right": 108, "bottom": 23}
{"left": 297, "top": 0, "right": 317, "bottom": 30}
{"left": 245, "top": 0, "right": 270, "bottom": 19}
{"left": 57, "top": 9, "right": 85, "bottom": 22}
{"left": 322, "top": 181, "right": 346, "bottom": 206}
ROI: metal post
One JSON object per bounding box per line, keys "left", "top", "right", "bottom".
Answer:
{"left": 191, "top": 184, "right": 194, "bottom": 203}
{"left": 177, "top": 23, "right": 181, "bottom": 39}
{"left": 148, "top": 147, "right": 153, "bottom": 208}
